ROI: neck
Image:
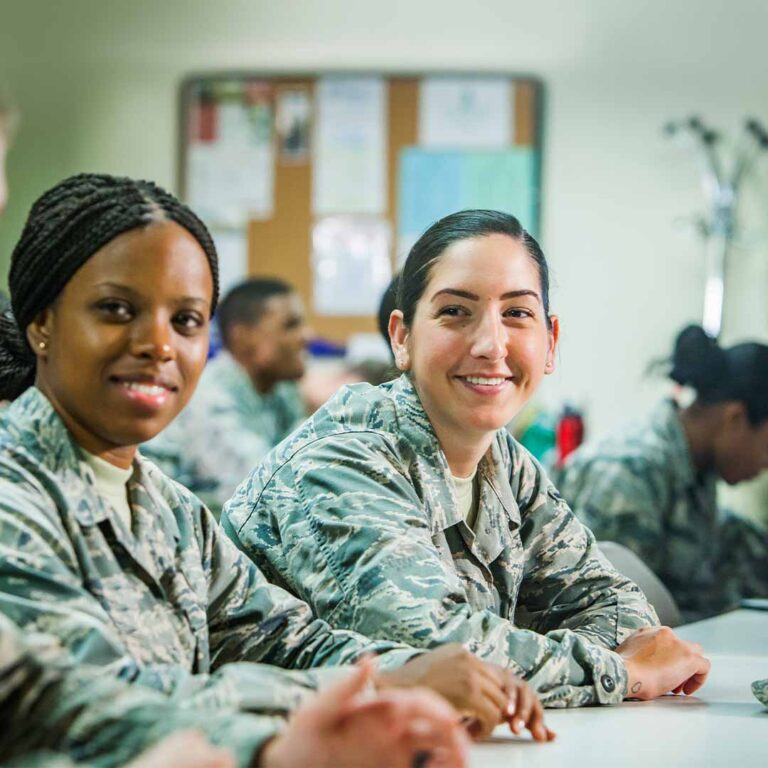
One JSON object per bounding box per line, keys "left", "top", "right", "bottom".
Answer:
{"left": 36, "top": 380, "right": 137, "bottom": 470}
{"left": 433, "top": 423, "right": 494, "bottom": 477}
{"left": 228, "top": 347, "right": 275, "bottom": 394}
{"left": 678, "top": 404, "right": 717, "bottom": 474}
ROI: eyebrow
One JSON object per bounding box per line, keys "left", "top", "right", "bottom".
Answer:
{"left": 94, "top": 282, "right": 209, "bottom": 306}
{"left": 430, "top": 288, "right": 541, "bottom": 302}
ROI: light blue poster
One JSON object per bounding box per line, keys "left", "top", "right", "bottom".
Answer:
{"left": 397, "top": 147, "right": 539, "bottom": 258}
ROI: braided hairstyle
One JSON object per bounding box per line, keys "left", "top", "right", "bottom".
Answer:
{"left": 670, "top": 325, "right": 768, "bottom": 426}
{"left": 0, "top": 173, "right": 219, "bottom": 401}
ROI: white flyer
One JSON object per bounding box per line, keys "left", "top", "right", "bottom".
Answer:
{"left": 312, "top": 76, "right": 386, "bottom": 215}
{"left": 311, "top": 216, "right": 392, "bottom": 316}
{"left": 419, "top": 76, "right": 514, "bottom": 148}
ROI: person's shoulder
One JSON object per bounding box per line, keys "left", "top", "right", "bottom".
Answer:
{"left": 562, "top": 410, "right": 679, "bottom": 494}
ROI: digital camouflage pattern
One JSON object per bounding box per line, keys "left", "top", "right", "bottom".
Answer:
{"left": 0, "top": 387, "right": 419, "bottom": 729}
{"left": 0, "top": 613, "right": 278, "bottom": 768}
{"left": 143, "top": 352, "right": 306, "bottom": 517}
{"left": 753, "top": 678, "right": 768, "bottom": 707}
{"left": 557, "top": 399, "right": 768, "bottom": 622}
{"left": 223, "top": 375, "right": 659, "bottom": 708}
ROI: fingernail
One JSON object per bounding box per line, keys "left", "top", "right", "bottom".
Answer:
{"left": 410, "top": 718, "right": 434, "bottom": 737}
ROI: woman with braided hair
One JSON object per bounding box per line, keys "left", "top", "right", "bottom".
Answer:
{"left": 559, "top": 325, "right": 768, "bottom": 622}
{"left": 0, "top": 172, "right": 524, "bottom": 768}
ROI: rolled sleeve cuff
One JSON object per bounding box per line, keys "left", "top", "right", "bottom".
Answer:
{"left": 592, "top": 649, "right": 628, "bottom": 705}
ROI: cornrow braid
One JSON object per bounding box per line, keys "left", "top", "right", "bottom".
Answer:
{"left": 0, "top": 172, "right": 219, "bottom": 401}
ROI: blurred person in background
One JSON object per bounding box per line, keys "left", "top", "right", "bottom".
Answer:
{"left": 143, "top": 277, "right": 310, "bottom": 517}
{"left": 559, "top": 325, "right": 768, "bottom": 621}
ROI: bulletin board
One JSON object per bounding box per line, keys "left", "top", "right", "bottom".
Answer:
{"left": 178, "top": 73, "right": 542, "bottom": 343}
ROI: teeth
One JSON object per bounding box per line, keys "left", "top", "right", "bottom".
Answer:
{"left": 123, "top": 382, "right": 167, "bottom": 395}
{"left": 464, "top": 376, "right": 506, "bottom": 386}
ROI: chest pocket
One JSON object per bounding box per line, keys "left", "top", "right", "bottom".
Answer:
{"left": 433, "top": 526, "right": 501, "bottom": 613}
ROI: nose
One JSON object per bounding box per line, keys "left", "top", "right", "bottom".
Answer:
{"left": 470, "top": 308, "right": 507, "bottom": 360}
{"left": 131, "top": 317, "right": 176, "bottom": 362}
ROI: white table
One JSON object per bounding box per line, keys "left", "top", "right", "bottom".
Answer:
{"left": 470, "top": 610, "right": 768, "bottom": 767}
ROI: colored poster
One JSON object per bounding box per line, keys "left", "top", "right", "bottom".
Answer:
{"left": 397, "top": 147, "right": 538, "bottom": 262}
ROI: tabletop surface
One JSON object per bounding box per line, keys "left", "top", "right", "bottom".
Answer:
{"left": 470, "top": 610, "right": 768, "bottom": 767}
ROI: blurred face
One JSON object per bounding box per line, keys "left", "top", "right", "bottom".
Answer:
{"left": 712, "top": 406, "right": 768, "bottom": 484}
{"left": 390, "top": 234, "right": 558, "bottom": 455}
{"left": 28, "top": 220, "right": 213, "bottom": 468}
{"left": 232, "top": 292, "right": 309, "bottom": 392}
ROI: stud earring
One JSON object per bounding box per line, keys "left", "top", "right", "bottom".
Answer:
{"left": 38, "top": 341, "right": 47, "bottom": 351}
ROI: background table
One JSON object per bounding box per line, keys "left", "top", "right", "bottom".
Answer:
{"left": 470, "top": 610, "right": 767, "bottom": 767}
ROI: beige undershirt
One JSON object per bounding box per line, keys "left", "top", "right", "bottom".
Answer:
{"left": 81, "top": 450, "right": 133, "bottom": 530}
{"left": 451, "top": 468, "right": 480, "bottom": 532}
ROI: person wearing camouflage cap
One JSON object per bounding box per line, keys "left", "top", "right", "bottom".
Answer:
{"left": 223, "top": 209, "right": 710, "bottom": 709}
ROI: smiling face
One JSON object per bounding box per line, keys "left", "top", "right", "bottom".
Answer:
{"left": 390, "top": 233, "right": 558, "bottom": 467}
{"left": 27, "top": 220, "right": 213, "bottom": 468}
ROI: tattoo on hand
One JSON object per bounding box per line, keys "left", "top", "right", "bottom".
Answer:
{"left": 631, "top": 682, "right": 642, "bottom": 694}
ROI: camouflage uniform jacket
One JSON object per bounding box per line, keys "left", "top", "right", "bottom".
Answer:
{"left": 0, "top": 613, "right": 279, "bottom": 768}
{"left": 223, "top": 375, "right": 659, "bottom": 708}
{"left": 144, "top": 352, "right": 306, "bottom": 516}
{"left": 557, "top": 398, "right": 768, "bottom": 621}
{"left": 0, "top": 388, "right": 418, "bottom": 727}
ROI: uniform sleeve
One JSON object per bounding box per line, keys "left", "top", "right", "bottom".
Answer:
{"left": 224, "top": 435, "right": 655, "bottom": 708}
{"left": 196, "top": 496, "right": 421, "bottom": 679}
{"left": 508, "top": 444, "right": 660, "bottom": 646}
{"left": 0, "top": 614, "right": 277, "bottom": 768}
{"left": 557, "top": 454, "right": 668, "bottom": 575}
{"left": 0, "top": 473, "right": 415, "bottom": 724}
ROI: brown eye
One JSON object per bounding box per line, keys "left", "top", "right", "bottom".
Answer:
{"left": 173, "top": 311, "right": 206, "bottom": 333}
{"left": 97, "top": 299, "right": 133, "bottom": 321}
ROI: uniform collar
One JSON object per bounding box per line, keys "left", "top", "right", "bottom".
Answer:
{"left": 390, "top": 374, "right": 521, "bottom": 545}
{"left": 651, "top": 398, "right": 701, "bottom": 491}
{"left": 3, "top": 387, "right": 181, "bottom": 542}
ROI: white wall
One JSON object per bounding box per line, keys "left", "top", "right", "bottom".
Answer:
{"left": 2, "top": 0, "right": 768, "bottom": 453}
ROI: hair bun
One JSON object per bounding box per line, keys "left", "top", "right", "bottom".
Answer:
{"left": 669, "top": 325, "right": 728, "bottom": 394}
{"left": 0, "top": 309, "right": 35, "bottom": 400}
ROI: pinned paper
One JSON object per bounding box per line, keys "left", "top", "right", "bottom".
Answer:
{"left": 313, "top": 77, "right": 386, "bottom": 215}
{"left": 397, "top": 147, "right": 538, "bottom": 262}
{"left": 312, "top": 216, "right": 392, "bottom": 315}
{"left": 419, "top": 77, "right": 514, "bottom": 148}
{"left": 187, "top": 82, "right": 275, "bottom": 227}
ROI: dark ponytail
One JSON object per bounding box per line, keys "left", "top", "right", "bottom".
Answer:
{"left": 669, "top": 324, "right": 768, "bottom": 425}
{"left": 0, "top": 173, "right": 219, "bottom": 401}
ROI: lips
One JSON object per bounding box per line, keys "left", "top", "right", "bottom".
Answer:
{"left": 108, "top": 373, "right": 179, "bottom": 412}
{"left": 459, "top": 375, "right": 510, "bottom": 386}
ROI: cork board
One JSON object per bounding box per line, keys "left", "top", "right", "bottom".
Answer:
{"left": 179, "top": 74, "right": 542, "bottom": 343}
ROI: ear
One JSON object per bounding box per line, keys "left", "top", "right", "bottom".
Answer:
{"left": 26, "top": 308, "right": 54, "bottom": 360}
{"left": 544, "top": 314, "right": 560, "bottom": 375}
{"left": 388, "top": 310, "right": 411, "bottom": 371}
{"left": 228, "top": 322, "right": 263, "bottom": 360}
{"left": 722, "top": 401, "right": 749, "bottom": 431}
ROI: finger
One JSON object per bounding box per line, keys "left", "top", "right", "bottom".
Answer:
{"left": 510, "top": 683, "right": 535, "bottom": 735}
{"left": 312, "top": 658, "right": 376, "bottom": 726}
{"left": 526, "top": 698, "right": 553, "bottom": 743}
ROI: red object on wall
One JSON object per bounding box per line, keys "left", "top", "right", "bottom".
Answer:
{"left": 556, "top": 407, "right": 584, "bottom": 466}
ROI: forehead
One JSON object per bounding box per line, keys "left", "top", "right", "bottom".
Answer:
{"left": 67, "top": 220, "right": 213, "bottom": 296}
{"left": 261, "top": 291, "right": 304, "bottom": 319}
{"left": 425, "top": 234, "right": 541, "bottom": 295}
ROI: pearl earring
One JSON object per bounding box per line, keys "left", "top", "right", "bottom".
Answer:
{"left": 38, "top": 341, "right": 47, "bottom": 351}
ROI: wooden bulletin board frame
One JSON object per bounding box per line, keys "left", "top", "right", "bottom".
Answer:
{"left": 178, "top": 72, "right": 543, "bottom": 343}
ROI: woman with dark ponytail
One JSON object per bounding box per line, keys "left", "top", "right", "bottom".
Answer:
{"left": 0, "top": 173, "right": 476, "bottom": 768}
{"left": 559, "top": 325, "right": 768, "bottom": 622}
